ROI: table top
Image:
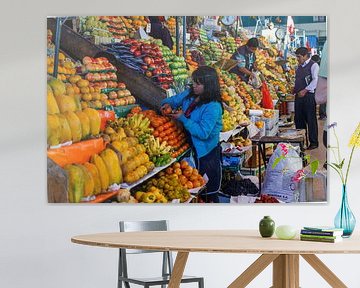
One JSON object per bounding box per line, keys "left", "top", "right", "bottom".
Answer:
{"left": 72, "top": 230, "right": 360, "bottom": 254}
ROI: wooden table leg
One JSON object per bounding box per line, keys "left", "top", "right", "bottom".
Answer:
{"left": 272, "top": 254, "right": 299, "bottom": 288}
{"left": 301, "top": 254, "right": 347, "bottom": 288}
{"left": 168, "top": 252, "right": 189, "bottom": 288}
{"left": 228, "top": 254, "right": 279, "bottom": 288}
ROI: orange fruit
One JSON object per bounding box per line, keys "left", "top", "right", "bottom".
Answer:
{"left": 186, "top": 181, "right": 193, "bottom": 189}
{"left": 192, "top": 180, "right": 200, "bottom": 188}
{"left": 173, "top": 162, "right": 181, "bottom": 169}
{"left": 174, "top": 168, "right": 182, "bottom": 175}
{"left": 180, "top": 160, "right": 189, "bottom": 169}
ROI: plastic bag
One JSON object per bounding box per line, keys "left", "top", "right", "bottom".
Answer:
{"left": 262, "top": 143, "right": 302, "bottom": 203}
{"left": 261, "top": 81, "right": 274, "bottom": 109}
{"left": 249, "top": 71, "right": 262, "bottom": 89}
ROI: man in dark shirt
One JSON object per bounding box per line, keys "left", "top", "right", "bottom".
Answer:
{"left": 294, "top": 47, "right": 319, "bottom": 150}
{"left": 229, "top": 37, "right": 259, "bottom": 82}
{"left": 148, "top": 16, "right": 173, "bottom": 50}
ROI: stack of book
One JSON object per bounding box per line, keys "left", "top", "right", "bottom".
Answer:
{"left": 300, "top": 226, "right": 344, "bottom": 243}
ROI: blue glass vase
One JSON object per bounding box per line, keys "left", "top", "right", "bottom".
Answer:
{"left": 334, "top": 185, "right": 356, "bottom": 237}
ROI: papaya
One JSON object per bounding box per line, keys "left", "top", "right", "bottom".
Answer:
{"left": 64, "top": 164, "right": 84, "bottom": 203}
{"left": 47, "top": 114, "right": 61, "bottom": 146}
{"left": 57, "top": 114, "right": 72, "bottom": 143}
{"left": 47, "top": 85, "right": 60, "bottom": 114}
{"left": 71, "top": 94, "right": 82, "bottom": 111}
{"left": 48, "top": 78, "right": 66, "bottom": 97}
{"left": 76, "top": 164, "right": 94, "bottom": 197}
{"left": 83, "top": 108, "right": 101, "bottom": 136}
{"left": 100, "top": 148, "right": 122, "bottom": 184}
{"left": 83, "top": 162, "right": 101, "bottom": 195}
{"left": 75, "top": 111, "right": 91, "bottom": 139}
{"left": 55, "top": 95, "right": 77, "bottom": 113}
{"left": 63, "top": 111, "right": 82, "bottom": 143}
{"left": 90, "top": 154, "right": 109, "bottom": 191}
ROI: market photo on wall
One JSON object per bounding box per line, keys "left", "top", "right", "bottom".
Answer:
{"left": 47, "top": 16, "right": 327, "bottom": 204}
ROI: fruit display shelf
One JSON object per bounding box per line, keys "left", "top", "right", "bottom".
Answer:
{"left": 120, "top": 158, "right": 176, "bottom": 190}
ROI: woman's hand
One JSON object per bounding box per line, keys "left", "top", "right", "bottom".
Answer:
{"left": 160, "top": 104, "right": 172, "bottom": 116}
{"left": 169, "top": 109, "right": 183, "bottom": 120}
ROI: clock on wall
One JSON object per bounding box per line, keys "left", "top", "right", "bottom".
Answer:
{"left": 220, "top": 16, "right": 236, "bottom": 26}
{"left": 275, "top": 28, "right": 286, "bottom": 40}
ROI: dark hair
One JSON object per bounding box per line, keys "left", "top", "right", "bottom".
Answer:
{"left": 246, "top": 37, "right": 259, "bottom": 48}
{"left": 311, "top": 54, "right": 321, "bottom": 64}
{"left": 191, "top": 66, "right": 222, "bottom": 108}
{"left": 295, "top": 47, "right": 310, "bottom": 57}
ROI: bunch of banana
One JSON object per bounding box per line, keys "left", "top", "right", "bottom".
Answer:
{"left": 144, "top": 135, "right": 172, "bottom": 157}
{"left": 125, "top": 114, "right": 153, "bottom": 136}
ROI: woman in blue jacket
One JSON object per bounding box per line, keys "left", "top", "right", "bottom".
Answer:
{"left": 161, "top": 66, "right": 223, "bottom": 202}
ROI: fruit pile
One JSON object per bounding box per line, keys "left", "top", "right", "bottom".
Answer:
{"left": 236, "top": 82, "right": 262, "bottom": 109}
{"left": 199, "top": 28, "right": 208, "bottom": 42}
{"left": 112, "top": 139, "right": 155, "bottom": 184}
{"left": 220, "top": 37, "right": 237, "bottom": 53}
{"left": 47, "top": 52, "right": 77, "bottom": 81}
{"left": 98, "top": 16, "right": 147, "bottom": 40}
{"left": 104, "top": 39, "right": 174, "bottom": 90}
{"left": 143, "top": 136, "right": 172, "bottom": 167}
{"left": 140, "top": 110, "right": 189, "bottom": 158}
{"left": 81, "top": 16, "right": 113, "bottom": 38}
{"left": 185, "top": 50, "right": 199, "bottom": 71}
{"left": 166, "top": 17, "right": 176, "bottom": 36}
{"left": 198, "top": 41, "right": 223, "bottom": 64}
{"left": 47, "top": 78, "right": 101, "bottom": 147}
{"left": 229, "top": 135, "right": 252, "bottom": 147}
{"left": 166, "top": 160, "right": 205, "bottom": 189}
{"left": 168, "top": 55, "right": 188, "bottom": 83}
{"left": 139, "top": 171, "right": 191, "bottom": 202}
{"left": 188, "top": 27, "right": 200, "bottom": 42}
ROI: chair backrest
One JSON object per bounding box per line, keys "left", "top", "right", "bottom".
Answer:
{"left": 119, "top": 220, "right": 169, "bottom": 254}
{"left": 118, "top": 220, "right": 174, "bottom": 283}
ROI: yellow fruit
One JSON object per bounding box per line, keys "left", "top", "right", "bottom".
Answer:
{"left": 63, "top": 111, "right": 82, "bottom": 143}
{"left": 75, "top": 111, "right": 91, "bottom": 139}
{"left": 48, "top": 78, "right": 66, "bottom": 97}
{"left": 111, "top": 140, "right": 129, "bottom": 154}
{"left": 55, "top": 95, "right": 77, "bottom": 113}
{"left": 90, "top": 154, "right": 110, "bottom": 191}
{"left": 64, "top": 164, "right": 84, "bottom": 203}
{"left": 81, "top": 102, "right": 89, "bottom": 109}
{"left": 47, "top": 114, "right": 61, "bottom": 146}
{"left": 76, "top": 164, "right": 94, "bottom": 197}
{"left": 65, "top": 84, "right": 75, "bottom": 96}
{"left": 59, "top": 52, "right": 66, "bottom": 61}
{"left": 83, "top": 108, "right": 101, "bottom": 136}
{"left": 71, "top": 94, "right": 82, "bottom": 111}
{"left": 81, "top": 93, "right": 92, "bottom": 101}
{"left": 57, "top": 114, "right": 72, "bottom": 143}
{"left": 69, "top": 75, "right": 81, "bottom": 84}
{"left": 80, "top": 87, "right": 90, "bottom": 94}
{"left": 47, "top": 85, "right": 60, "bottom": 114}
{"left": 83, "top": 162, "right": 101, "bottom": 195}
{"left": 76, "top": 79, "right": 90, "bottom": 88}
{"left": 100, "top": 148, "right": 122, "bottom": 184}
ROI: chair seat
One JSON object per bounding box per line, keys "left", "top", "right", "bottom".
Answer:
{"left": 119, "top": 274, "right": 203, "bottom": 285}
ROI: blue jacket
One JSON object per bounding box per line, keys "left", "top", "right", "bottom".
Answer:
{"left": 161, "top": 89, "right": 223, "bottom": 158}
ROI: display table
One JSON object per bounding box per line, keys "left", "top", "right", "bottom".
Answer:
{"left": 72, "top": 230, "right": 359, "bottom": 288}
{"left": 250, "top": 132, "right": 306, "bottom": 192}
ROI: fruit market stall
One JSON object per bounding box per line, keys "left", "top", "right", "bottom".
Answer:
{"left": 47, "top": 15, "right": 320, "bottom": 204}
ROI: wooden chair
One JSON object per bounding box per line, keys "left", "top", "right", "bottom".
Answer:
{"left": 118, "top": 220, "right": 204, "bottom": 288}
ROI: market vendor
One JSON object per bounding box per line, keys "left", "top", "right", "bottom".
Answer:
{"left": 229, "top": 37, "right": 259, "bottom": 82}
{"left": 148, "top": 16, "right": 173, "bottom": 50}
{"left": 294, "top": 47, "right": 319, "bottom": 150}
{"left": 160, "top": 66, "right": 223, "bottom": 203}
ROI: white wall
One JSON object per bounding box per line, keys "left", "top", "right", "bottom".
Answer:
{"left": 1, "top": 1, "right": 360, "bottom": 287}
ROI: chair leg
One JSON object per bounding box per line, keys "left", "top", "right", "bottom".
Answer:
{"left": 199, "top": 278, "right": 204, "bottom": 288}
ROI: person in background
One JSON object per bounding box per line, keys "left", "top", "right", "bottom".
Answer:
{"left": 160, "top": 66, "right": 223, "bottom": 203}
{"left": 229, "top": 37, "right": 259, "bottom": 82}
{"left": 294, "top": 47, "right": 320, "bottom": 150}
{"left": 148, "top": 16, "right": 173, "bottom": 50}
{"left": 311, "top": 54, "right": 326, "bottom": 120}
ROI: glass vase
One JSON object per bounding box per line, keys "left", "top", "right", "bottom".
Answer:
{"left": 334, "top": 185, "right": 356, "bottom": 237}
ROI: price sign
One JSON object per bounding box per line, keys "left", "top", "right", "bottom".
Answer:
{"left": 146, "top": 23, "right": 151, "bottom": 33}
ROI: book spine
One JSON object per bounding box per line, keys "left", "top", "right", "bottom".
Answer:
{"left": 300, "top": 237, "right": 337, "bottom": 243}
{"left": 300, "top": 230, "right": 336, "bottom": 237}
{"left": 300, "top": 234, "right": 337, "bottom": 240}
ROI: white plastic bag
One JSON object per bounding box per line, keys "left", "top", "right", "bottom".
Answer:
{"left": 262, "top": 143, "right": 302, "bottom": 202}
